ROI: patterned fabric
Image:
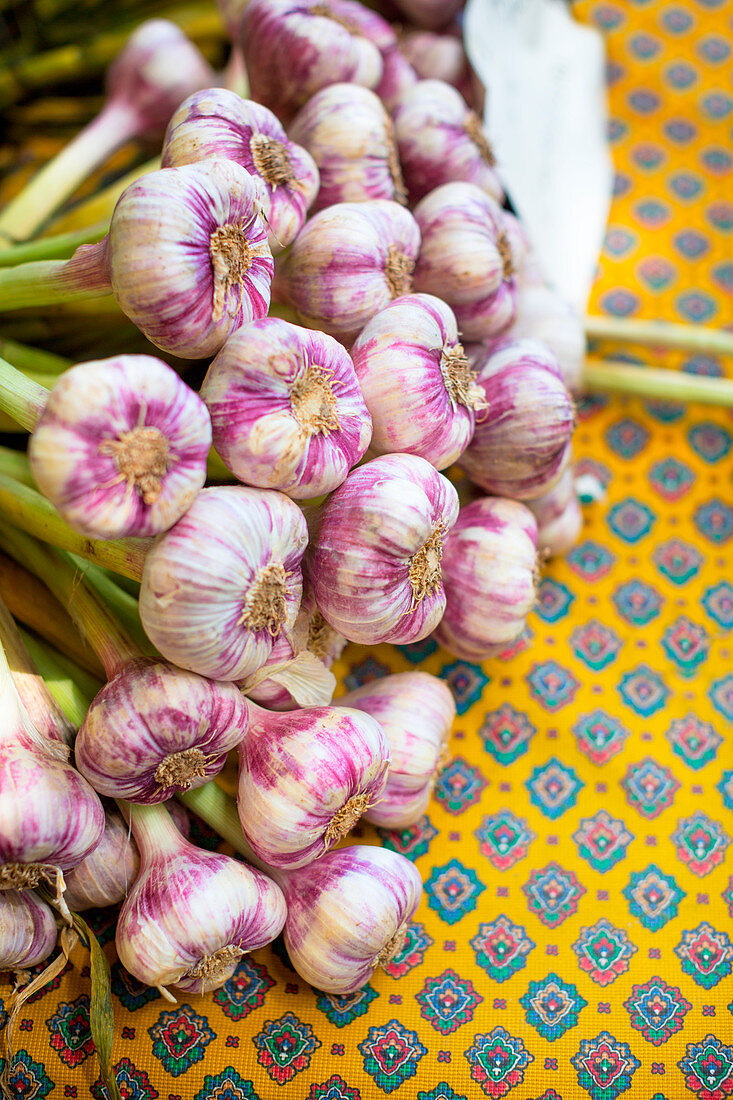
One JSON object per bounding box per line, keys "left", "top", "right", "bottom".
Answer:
{"left": 1, "top": 1, "right": 732, "bottom": 1097}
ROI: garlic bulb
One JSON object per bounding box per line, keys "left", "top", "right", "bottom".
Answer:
{"left": 350, "top": 293, "right": 484, "bottom": 469}
{"left": 28, "top": 355, "right": 211, "bottom": 539}
{"left": 200, "top": 318, "right": 372, "bottom": 498}
{"left": 162, "top": 89, "right": 319, "bottom": 252}
{"left": 237, "top": 703, "right": 389, "bottom": 868}
{"left": 0, "top": 889, "right": 57, "bottom": 969}
{"left": 502, "top": 211, "right": 546, "bottom": 288}
{"left": 75, "top": 657, "right": 250, "bottom": 802}
{"left": 276, "top": 844, "right": 422, "bottom": 992}
{"left": 308, "top": 453, "right": 459, "bottom": 644}
{"left": 413, "top": 182, "right": 517, "bottom": 340}
{"left": 460, "top": 339, "right": 575, "bottom": 500}
{"left": 290, "top": 84, "right": 406, "bottom": 211}
{"left": 139, "top": 485, "right": 308, "bottom": 680}
{"left": 400, "top": 31, "right": 473, "bottom": 103}
{"left": 339, "top": 671, "right": 455, "bottom": 828}
{"left": 239, "top": 0, "right": 386, "bottom": 121}
{"left": 107, "top": 159, "right": 273, "bottom": 358}
{"left": 116, "top": 801, "right": 286, "bottom": 997}
{"left": 63, "top": 805, "right": 139, "bottom": 911}
{"left": 507, "top": 283, "right": 586, "bottom": 393}
{"left": 392, "top": 80, "right": 503, "bottom": 206}
{"left": 374, "top": 45, "right": 417, "bottom": 113}
{"left": 435, "top": 497, "right": 539, "bottom": 661}
{"left": 276, "top": 200, "right": 420, "bottom": 343}
{"left": 241, "top": 587, "right": 344, "bottom": 710}
{"left": 529, "top": 464, "right": 583, "bottom": 558}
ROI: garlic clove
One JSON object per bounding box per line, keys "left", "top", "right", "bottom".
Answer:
{"left": 350, "top": 292, "right": 485, "bottom": 470}
{"left": 277, "top": 844, "right": 423, "bottom": 993}
{"left": 108, "top": 159, "right": 273, "bottom": 359}
{"left": 139, "top": 485, "right": 308, "bottom": 681}
{"left": 307, "top": 452, "right": 459, "bottom": 645}
{"left": 29, "top": 355, "right": 211, "bottom": 540}
{"left": 200, "top": 317, "right": 372, "bottom": 499}
{"left": 413, "top": 182, "right": 517, "bottom": 341}
{"left": 339, "top": 670, "right": 455, "bottom": 829}
{"left": 237, "top": 703, "right": 390, "bottom": 868}
{"left": 162, "top": 89, "right": 320, "bottom": 253}
{"left": 0, "top": 889, "right": 57, "bottom": 970}
{"left": 290, "top": 83, "right": 406, "bottom": 211}
{"left": 74, "top": 657, "right": 250, "bottom": 803}
{"left": 434, "top": 497, "right": 539, "bottom": 662}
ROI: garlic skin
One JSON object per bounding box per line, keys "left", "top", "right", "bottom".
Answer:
{"left": 108, "top": 159, "right": 273, "bottom": 358}
{"left": 339, "top": 671, "right": 455, "bottom": 828}
{"left": 277, "top": 844, "right": 422, "bottom": 992}
{"left": 435, "top": 497, "right": 539, "bottom": 662}
{"left": 200, "top": 318, "right": 372, "bottom": 499}
{"left": 105, "top": 19, "right": 216, "bottom": 141}
{"left": 29, "top": 355, "right": 211, "bottom": 540}
{"left": 162, "top": 89, "right": 319, "bottom": 253}
{"left": 507, "top": 284, "right": 587, "bottom": 393}
{"left": 139, "top": 486, "right": 308, "bottom": 681}
{"left": 290, "top": 84, "right": 406, "bottom": 212}
{"left": 117, "top": 802, "right": 286, "bottom": 996}
{"left": 413, "top": 182, "right": 517, "bottom": 341}
{"left": 277, "top": 200, "right": 421, "bottom": 343}
{"left": 350, "top": 293, "right": 484, "bottom": 469}
{"left": 237, "top": 704, "right": 389, "bottom": 868}
{"left": 63, "top": 805, "right": 140, "bottom": 911}
{"left": 75, "top": 658, "right": 250, "bottom": 803}
{"left": 239, "top": 0, "right": 385, "bottom": 121}
{"left": 308, "top": 453, "right": 459, "bottom": 645}
{"left": 241, "top": 587, "right": 344, "bottom": 710}
{"left": 461, "top": 339, "right": 575, "bottom": 500}
{"left": 0, "top": 890, "right": 57, "bottom": 969}
{"left": 529, "top": 464, "right": 583, "bottom": 558}
{"left": 392, "top": 80, "right": 503, "bottom": 206}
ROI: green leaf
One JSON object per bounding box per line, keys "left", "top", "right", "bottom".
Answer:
{"left": 71, "top": 913, "right": 122, "bottom": 1100}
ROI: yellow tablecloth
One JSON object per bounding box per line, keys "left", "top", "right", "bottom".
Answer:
{"left": 2, "top": 1, "right": 732, "bottom": 1097}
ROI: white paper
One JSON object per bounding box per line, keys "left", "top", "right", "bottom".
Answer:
{"left": 464, "top": 0, "right": 613, "bottom": 312}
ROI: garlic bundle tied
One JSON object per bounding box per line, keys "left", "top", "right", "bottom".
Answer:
{"left": 308, "top": 452, "right": 459, "bottom": 645}
{"left": 339, "top": 671, "right": 455, "bottom": 828}
{"left": 200, "top": 317, "right": 372, "bottom": 498}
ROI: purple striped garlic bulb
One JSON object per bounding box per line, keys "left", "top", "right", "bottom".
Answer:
{"left": 139, "top": 486, "right": 308, "bottom": 680}
{"left": 507, "top": 283, "right": 586, "bottom": 393}
{"left": 400, "top": 31, "right": 473, "bottom": 103}
{"left": 290, "top": 84, "right": 406, "bottom": 212}
{"left": 74, "top": 658, "right": 250, "bottom": 803}
{"left": 106, "top": 159, "right": 273, "bottom": 358}
{"left": 413, "top": 182, "right": 517, "bottom": 341}
{"left": 339, "top": 671, "right": 455, "bottom": 828}
{"left": 274, "top": 844, "right": 422, "bottom": 992}
{"left": 0, "top": 890, "right": 57, "bottom": 970}
{"left": 28, "top": 355, "right": 211, "bottom": 540}
{"left": 116, "top": 801, "right": 286, "bottom": 997}
{"left": 460, "top": 338, "right": 575, "bottom": 499}
{"left": 276, "top": 200, "right": 421, "bottom": 343}
{"left": 529, "top": 464, "right": 583, "bottom": 559}
{"left": 435, "top": 497, "right": 539, "bottom": 661}
{"left": 374, "top": 46, "right": 417, "bottom": 113}
{"left": 239, "top": 0, "right": 387, "bottom": 121}
{"left": 308, "top": 453, "right": 459, "bottom": 645}
{"left": 350, "top": 293, "right": 485, "bottom": 469}
{"left": 63, "top": 805, "right": 140, "bottom": 911}
{"left": 237, "top": 703, "right": 390, "bottom": 868}
{"left": 392, "top": 80, "right": 503, "bottom": 206}
{"left": 200, "top": 318, "right": 372, "bottom": 498}
{"left": 162, "top": 89, "right": 319, "bottom": 252}
{"left": 240, "top": 587, "right": 344, "bottom": 710}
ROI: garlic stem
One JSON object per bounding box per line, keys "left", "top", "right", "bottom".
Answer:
{"left": 0, "top": 355, "right": 49, "bottom": 430}
{"left": 582, "top": 358, "right": 733, "bottom": 407}
{"left": 0, "top": 524, "right": 140, "bottom": 678}
{"left": 19, "top": 629, "right": 100, "bottom": 729}
{"left": 124, "top": 800, "right": 185, "bottom": 860}
{"left": 179, "top": 783, "right": 267, "bottom": 872}
{"left": 0, "top": 242, "right": 111, "bottom": 311}
{"left": 0, "top": 445, "right": 33, "bottom": 487}
{"left": 0, "top": 473, "right": 148, "bottom": 580}
{"left": 585, "top": 315, "right": 733, "bottom": 358}
{"left": 46, "top": 157, "right": 159, "bottom": 235}
{"left": 0, "top": 101, "right": 140, "bottom": 246}
{"left": 0, "top": 223, "right": 108, "bottom": 267}
{"left": 0, "top": 338, "right": 71, "bottom": 376}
